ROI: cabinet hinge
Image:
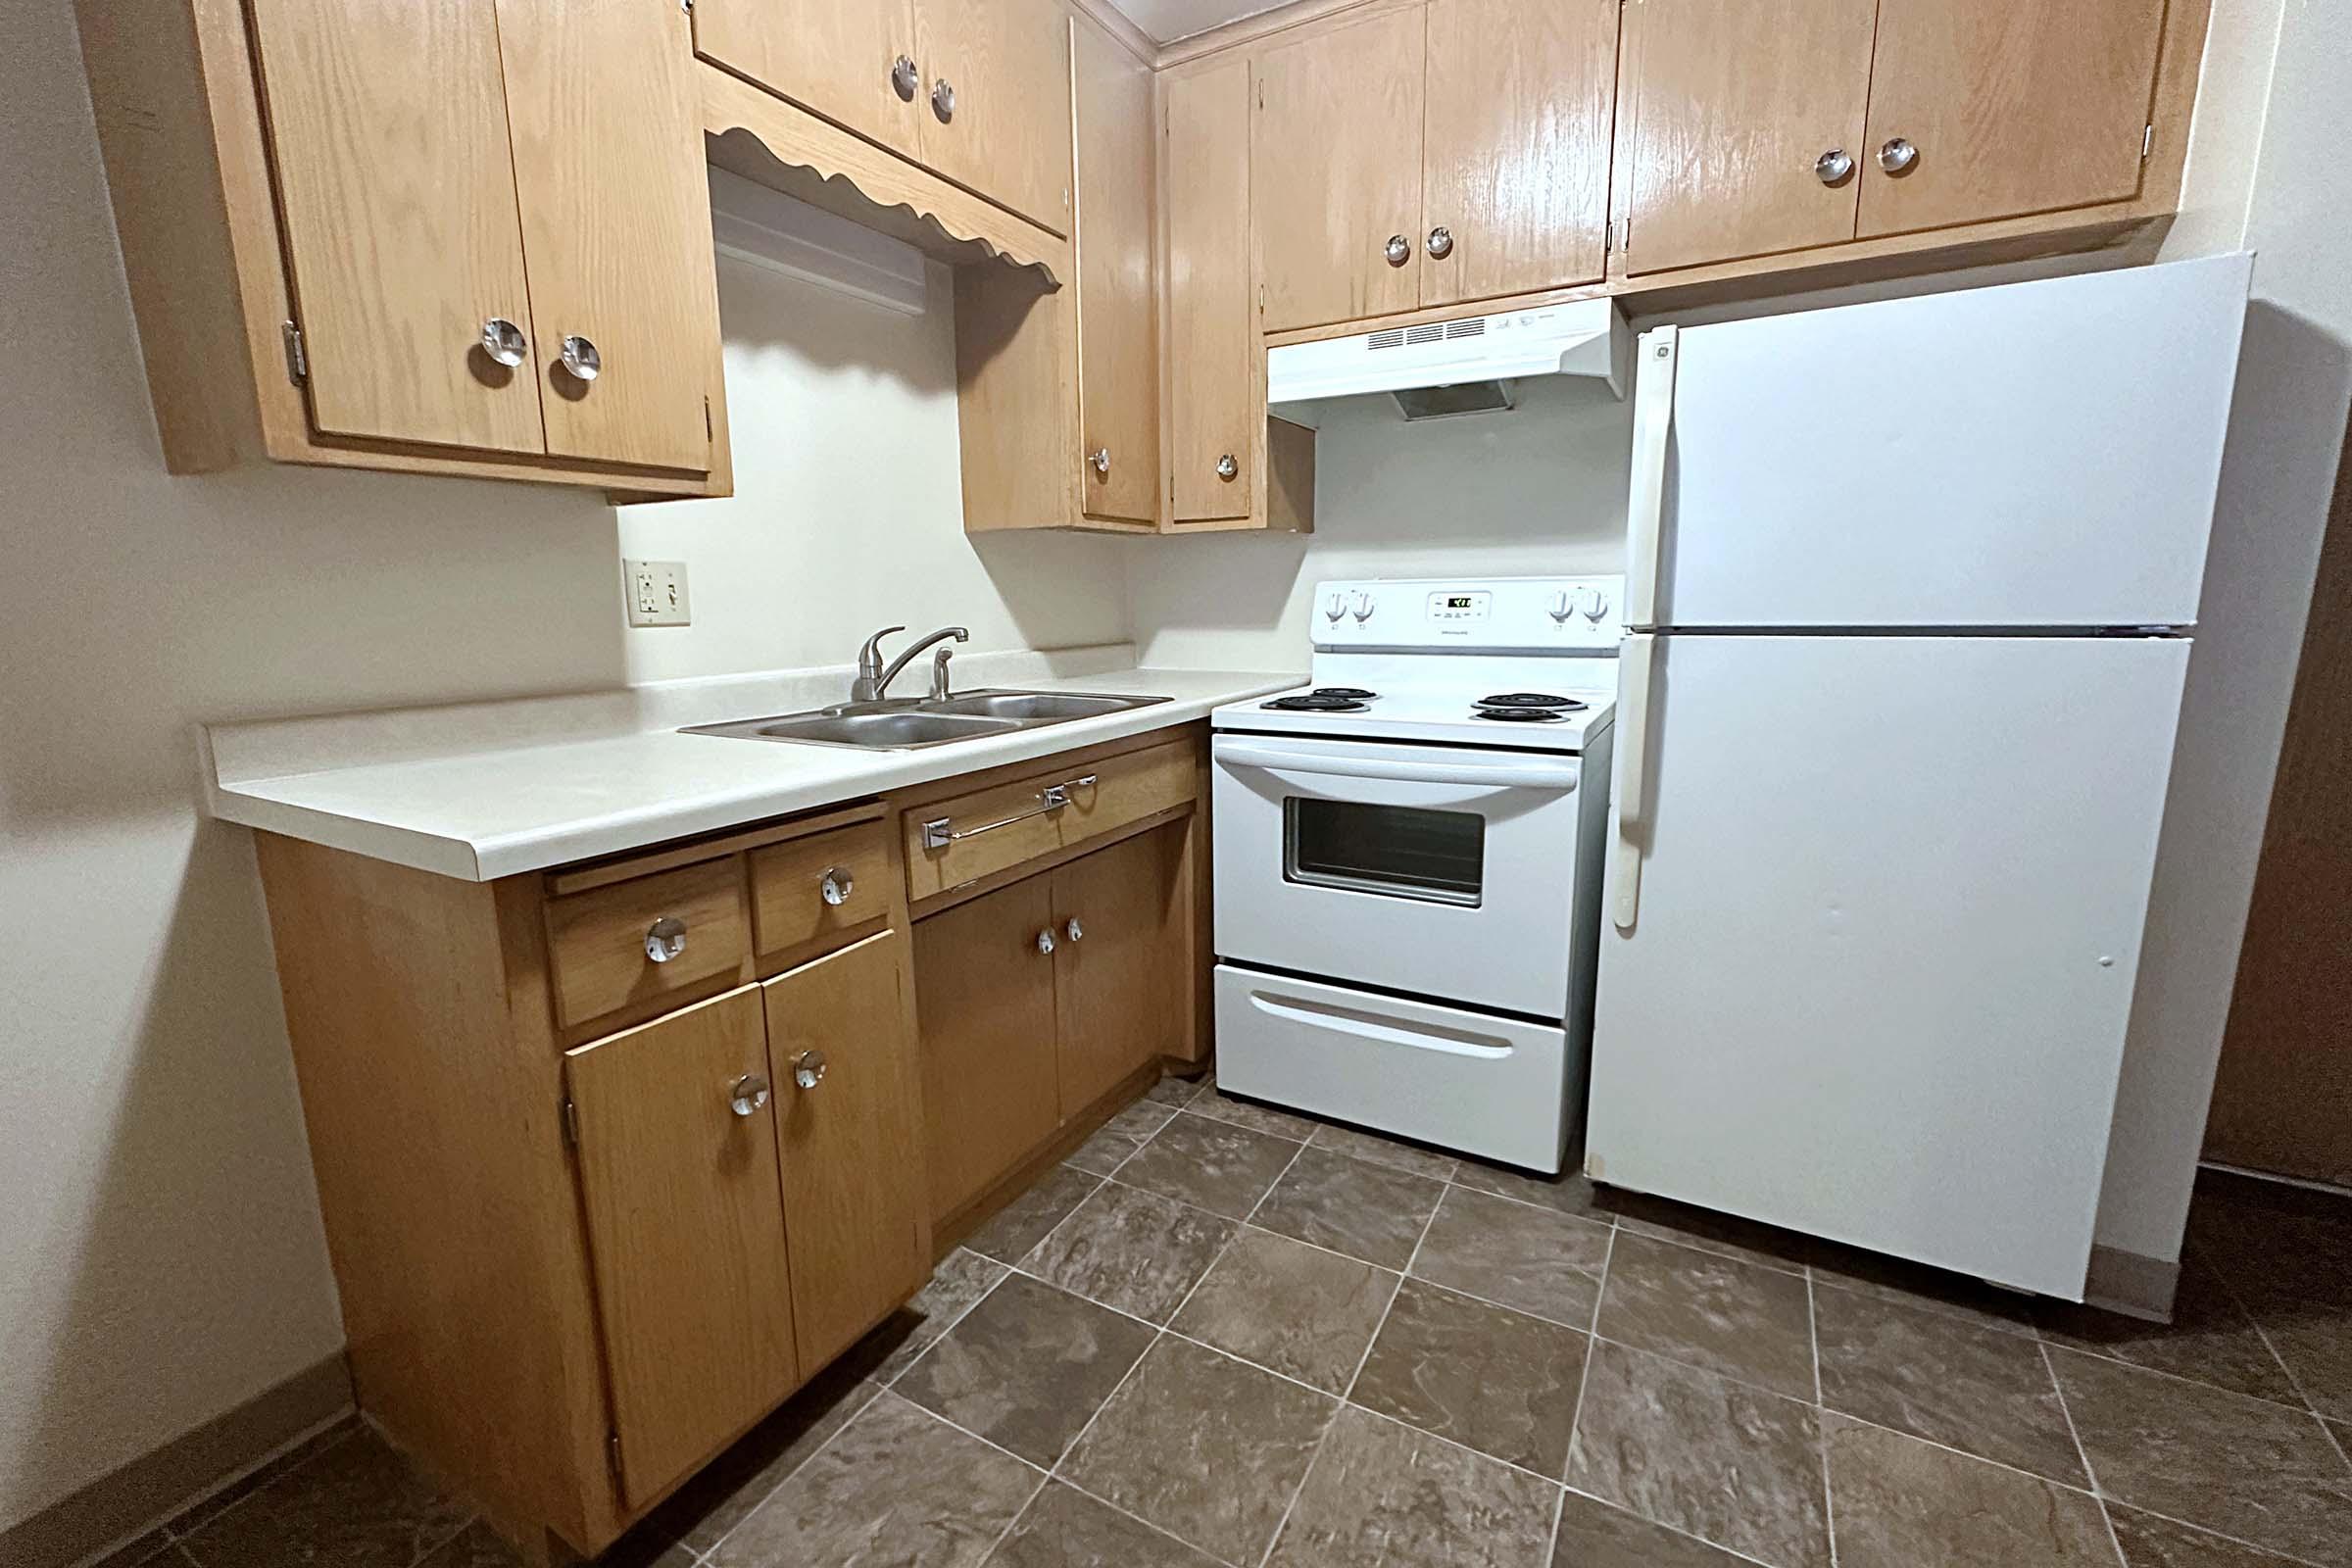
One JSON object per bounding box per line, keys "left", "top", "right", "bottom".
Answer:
{"left": 280, "top": 320, "right": 307, "bottom": 385}
{"left": 561, "top": 1097, "right": 579, "bottom": 1148}
{"left": 703, "top": 395, "right": 713, "bottom": 444}
{"left": 1608, "top": 218, "right": 1630, "bottom": 254}
{"left": 2142, "top": 123, "right": 2154, "bottom": 160}
{"left": 607, "top": 1432, "right": 622, "bottom": 1480}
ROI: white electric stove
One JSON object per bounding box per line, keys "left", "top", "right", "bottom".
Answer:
{"left": 1206, "top": 577, "right": 1622, "bottom": 1173}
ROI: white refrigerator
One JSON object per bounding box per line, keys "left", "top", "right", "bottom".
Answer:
{"left": 1588, "top": 254, "right": 2252, "bottom": 1299}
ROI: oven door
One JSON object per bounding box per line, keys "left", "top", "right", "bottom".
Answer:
{"left": 1212, "top": 733, "right": 1583, "bottom": 1018}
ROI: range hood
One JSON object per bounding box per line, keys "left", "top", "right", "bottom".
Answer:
{"left": 1267, "top": 298, "right": 1631, "bottom": 419}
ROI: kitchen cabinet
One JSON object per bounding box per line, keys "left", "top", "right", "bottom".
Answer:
{"left": 1073, "top": 13, "right": 1161, "bottom": 528}
{"left": 1856, "top": 0, "right": 2169, "bottom": 238}
{"left": 1613, "top": 0, "right": 1880, "bottom": 276}
{"left": 564, "top": 987, "right": 800, "bottom": 1510}
{"left": 1052, "top": 830, "right": 1184, "bottom": 1113}
{"left": 691, "top": 0, "right": 925, "bottom": 160}
{"left": 915, "top": 0, "right": 1076, "bottom": 236}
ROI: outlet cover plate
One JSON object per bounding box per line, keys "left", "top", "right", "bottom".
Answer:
{"left": 623, "top": 560, "right": 690, "bottom": 627}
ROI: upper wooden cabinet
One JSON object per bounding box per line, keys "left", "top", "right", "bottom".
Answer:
{"left": 1163, "top": 56, "right": 1257, "bottom": 525}
{"left": 1613, "top": 0, "right": 1879, "bottom": 276}
{"left": 915, "top": 0, "right": 1076, "bottom": 235}
{"left": 692, "top": 0, "right": 924, "bottom": 159}
{"left": 1073, "top": 13, "right": 1161, "bottom": 527}
{"left": 1856, "top": 0, "right": 2170, "bottom": 238}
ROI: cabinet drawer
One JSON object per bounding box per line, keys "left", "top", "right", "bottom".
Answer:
{"left": 750, "top": 820, "right": 893, "bottom": 960}
{"left": 906, "top": 738, "right": 1196, "bottom": 901}
{"left": 546, "top": 858, "right": 750, "bottom": 1030}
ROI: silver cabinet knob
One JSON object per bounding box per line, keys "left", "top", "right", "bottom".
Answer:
{"left": 1215, "top": 454, "right": 1239, "bottom": 481}
{"left": 1815, "top": 148, "right": 1855, "bottom": 185}
{"left": 1425, "top": 225, "right": 1453, "bottom": 260}
{"left": 729, "top": 1073, "right": 771, "bottom": 1116}
{"left": 558, "top": 334, "right": 601, "bottom": 382}
{"left": 818, "top": 867, "right": 855, "bottom": 906}
{"left": 645, "top": 916, "right": 686, "bottom": 963}
{"left": 1036, "top": 928, "right": 1055, "bottom": 956}
{"left": 1065, "top": 917, "right": 1085, "bottom": 943}
{"left": 931, "top": 78, "right": 956, "bottom": 122}
{"left": 1879, "top": 137, "right": 1919, "bottom": 174}
{"left": 1384, "top": 234, "right": 1411, "bottom": 267}
{"left": 1089, "top": 447, "right": 1111, "bottom": 477}
{"left": 480, "top": 317, "right": 527, "bottom": 368}
{"left": 891, "top": 55, "right": 919, "bottom": 102}
{"left": 791, "top": 1051, "right": 827, "bottom": 1091}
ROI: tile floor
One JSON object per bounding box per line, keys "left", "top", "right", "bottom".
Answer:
{"left": 96, "top": 1079, "right": 2352, "bottom": 1568}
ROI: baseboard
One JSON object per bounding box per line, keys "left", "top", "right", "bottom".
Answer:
{"left": 2083, "top": 1243, "right": 2181, "bottom": 1323}
{"left": 0, "top": 1352, "right": 353, "bottom": 1568}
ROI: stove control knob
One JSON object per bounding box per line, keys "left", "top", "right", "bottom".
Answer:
{"left": 1324, "top": 592, "right": 1348, "bottom": 623}
{"left": 1547, "top": 591, "right": 1573, "bottom": 623}
{"left": 1582, "top": 587, "right": 1611, "bottom": 623}
{"left": 1350, "top": 592, "right": 1375, "bottom": 622}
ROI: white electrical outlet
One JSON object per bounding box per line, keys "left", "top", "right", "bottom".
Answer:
{"left": 622, "top": 560, "right": 691, "bottom": 627}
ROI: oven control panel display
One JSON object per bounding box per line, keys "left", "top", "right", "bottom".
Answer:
{"left": 1427, "top": 590, "right": 1492, "bottom": 623}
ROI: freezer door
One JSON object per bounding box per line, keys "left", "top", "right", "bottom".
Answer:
{"left": 1633, "top": 254, "right": 2250, "bottom": 629}
{"left": 1591, "top": 634, "right": 2189, "bottom": 1298}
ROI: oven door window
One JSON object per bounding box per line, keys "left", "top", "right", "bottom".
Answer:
{"left": 1283, "top": 797, "right": 1485, "bottom": 907}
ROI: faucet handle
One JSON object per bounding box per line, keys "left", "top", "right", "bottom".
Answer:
{"left": 857, "top": 625, "right": 907, "bottom": 669}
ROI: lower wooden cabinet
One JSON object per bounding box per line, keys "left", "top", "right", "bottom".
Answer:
{"left": 1053, "top": 829, "right": 1184, "bottom": 1112}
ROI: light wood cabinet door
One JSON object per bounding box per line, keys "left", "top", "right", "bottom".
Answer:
{"left": 913, "top": 0, "right": 1075, "bottom": 235}
{"left": 764, "top": 932, "right": 930, "bottom": 1372}
{"left": 1165, "top": 58, "right": 1256, "bottom": 524}
{"left": 246, "top": 0, "right": 544, "bottom": 455}
{"left": 1073, "top": 16, "right": 1159, "bottom": 527}
{"left": 564, "top": 988, "right": 798, "bottom": 1509}
{"left": 1254, "top": 6, "right": 1429, "bottom": 333}
{"left": 913, "top": 876, "right": 1060, "bottom": 1219}
{"left": 1857, "top": 0, "right": 2167, "bottom": 238}
{"left": 692, "top": 0, "right": 922, "bottom": 159}
{"left": 1421, "top": 0, "right": 1619, "bottom": 307}
{"left": 1615, "top": 0, "right": 1879, "bottom": 276}
{"left": 1051, "top": 830, "right": 1182, "bottom": 1115}
{"left": 493, "top": 0, "right": 723, "bottom": 472}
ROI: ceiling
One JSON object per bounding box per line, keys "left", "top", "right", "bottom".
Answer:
{"left": 1102, "top": 0, "right": 1292, "bottom": 43}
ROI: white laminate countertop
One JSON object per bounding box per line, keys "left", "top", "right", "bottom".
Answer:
{"left": 201, "top": 653, "right": 1298, "bottom": 881}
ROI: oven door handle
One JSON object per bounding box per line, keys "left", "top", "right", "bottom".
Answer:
{"left": 1215, "top": 741, "right": 1579, "bottom": 791}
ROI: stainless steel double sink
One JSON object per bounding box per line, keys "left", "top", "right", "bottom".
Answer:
{"left": 682, "top": 689, "right": 1172, "bottom": 751}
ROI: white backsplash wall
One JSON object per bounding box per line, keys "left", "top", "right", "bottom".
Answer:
{"left": 1127, "top": 373, "right": 1635, "bottom": 669}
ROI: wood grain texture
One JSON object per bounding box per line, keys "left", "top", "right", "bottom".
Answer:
{"left": 1420, "top": 0, "right": 1618, "bottom": 308}
{"left": 1052, "top": 828, "right": 1184, "bottom": 1114}
{"left": 1072, "top": 13, "right": 1162, "bottom": 526}
{"left": 913, "top": 875, "right": 1062, "bottom": 1219}
{"left": 1614, "top": 0, "right": 1878, "bottom": 276}
{"left": 1858, "top": 0, "right": 2168, "bottom": 238}
{"left": 1163, "top": 55, "right": 1257, "bottom": 523}
{"left": 545, "top": 857, "right": 752, "bottom": 1032}
{"left": 952, "top": 262, "right": 1087, "bottom": 531}
{"left": 914, "top": 0, "right": 1076, "bottom": 235}
{"left": 904, "top": 736, "right": 1198, "bottom": 901}
{"left": 494, "top": 0, "right": 722, "bottom": 473}
{"left": 252, "top": 838, "right": 616, "bottom": 1552}
{"left": 692, "top": 0, "right": 922, "bottom": 158}
{"left": 546, "top": 802, "right": 885, "bottom": 898}
{"left": 1152, "top": 0, "right": 1389, "bottom": 68}
{"left": 564, "top": 987, "right": 800, "bottom": 1510}
{"left": 1254, "top": 4, "right": 1429, "bottom": 331}
{"left": 765, "top": 932, "right": 933, "bottom": 1370}
{"left": 245, "top": 0, "right": 545, "bottom": 453}
{"left": 1265, "top": 414, "right": 1317, "bottom": 533}
{"left": 749, "top": 818, "right": 893, "bottom": 962}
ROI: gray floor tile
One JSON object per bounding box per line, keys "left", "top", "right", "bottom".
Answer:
{"left": 176, "top": 1428, "right": 470, "bottom": 1568}
{"left": 1022, "top": 1182, "right": 1235, "bottom": 1324}
{"left": 2035, "top": 1257, "right": 2300, "bottom": 1405}
{"left": 1251, "top": 1147, "right": 1446, "bottom": 1270}
{"left": 1060, "top": 1337, "right": 1336, "bottom": 1566}
{"left": 1308, "top": 1122, "right": 1460, "bottom": 1182}
{"left": 2247, "top": 1298, "right": 2352, "bottom": 1425}
{"left": 987, "top": 1482, "right": 1221, "bottom": 1568}
{"left": 413, "top": 1521, "right": 529, "bottom": 1567}
{"left": 1451, "top": 1160, "right": 1610, "bottom": 1221}
{"left": 1593, "top": 1232, "right": 1818, "bottom": 1400}
{"left": 1173, "top": 1227, "right": 1399, "bottom": 1392}
{"left": 1266, "top": 1404, "right": 1558, "bottom": 1568}
{"left": 1114, "top": 1112, "right": 1303, "bottom": 1219}
{"left": 967, "top": 1166, "right": 1104, "bottom": 1264}
{"left": 2049, "top": 1346, "right": 2352, "bottom": 1566}
{"left": 2108, "top": 1504, "right": 2317, "bottom": 1567}
{"left": 1064, "top": 1124, "right": 1145, "bottom": 1177}
{"left": 1410, "top": 1186, "right": 1612, "bottom": 1327}
{"left": 657, "top": 1359, "right": 881, "bottom": 1553}
{"left": 2185, "top": 1182, "right": 2352, "bottom": 1309}
{"left": 1596, "top": 1189, "right": 1812, "bottom": 1275}
{"left": 1566, "top": 1338, "right": 1830, "bottom": 1568}
{"left": 1144, "top": 1074, "right": 1205, "bottom": 1109}
{"left": 166, "top": 1418, "right": 361, "bottom": 1537}
{"left": 1823, "top": 1415, "right": 2115, "bottom": 1568}
{"left": 711, "top": 1392, "right": 1040, "bottom": 1568}
{"left": 1350, "top": 1279, "right": 1588, "bottom": 1477}
{"left": 866, "top": 1249, "right": 1014, "bottom": 1384}
{"left": 1806, "top": 1241, "right": 2041, "bottom": 1336}
{"left": 896, "top": 1274, "right": 1156, "bottom": 1467}
{"left": 1187, "top": 1085, "right": 1324, "bottom": 1142}
{"left": 1548, "top": 1492, "right": 1750, "bottom": 1566}
{"left": 1814, "top": 1282, "right": 2086, "bottom": 1484}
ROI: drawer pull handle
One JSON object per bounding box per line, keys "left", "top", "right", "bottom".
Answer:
{"left": 644, "top": 916, "right": 687, "bottom": 964}
{"left": 819, "top": 867, "right": 856, "bottom": 906}
{"left": 729, "top": 1073, "right": 771, "bottom": 1115}
{"left": 792, "top": 1051, "right": 827, "bottom": 1091}
{"left": 920, "top": 774, "right": 1099, "bottom": 851}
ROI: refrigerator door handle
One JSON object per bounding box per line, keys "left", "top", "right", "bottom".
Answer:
{"left": 1625, "top": 326, "right": 1679, "bottom": 629}
{"left": 1611, "top": 632, "right": 1658, "bottom": 931}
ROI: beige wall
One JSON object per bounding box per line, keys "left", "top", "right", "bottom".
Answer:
{"left": 0, "top": 8, "right": 1127, "bottom": 1533}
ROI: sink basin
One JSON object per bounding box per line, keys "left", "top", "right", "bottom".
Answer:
{"left": 682, "top": 689, "right": 1173, "bottom": 751}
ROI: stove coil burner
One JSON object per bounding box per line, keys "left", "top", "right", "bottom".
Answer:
{"left": 1263, "top": 692, "right": 1369, "bottom": 712}
{"left": 1476, "top": 706, "right": 1568, "bottom": 722}
{"left": 1474, "top": 692, "right": 1588, "bottom": 711}
{"left": 1310, "top": 687, "right": 1376, "bottom": 700}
